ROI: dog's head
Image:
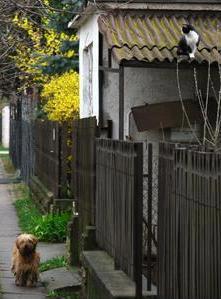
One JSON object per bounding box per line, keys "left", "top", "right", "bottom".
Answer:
{"left": 16, "top": 234, "right": 38, "bottom": 257}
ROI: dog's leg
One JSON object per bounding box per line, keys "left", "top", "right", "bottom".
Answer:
{"left": 11, "top": 255, "right": 16, "bottom": 274}
{"left": 26, "top": 272, "right": 38, "bottom": 287}
{"left": 16, "top": 270, "right": 29, "bottom": 287}
{"left": 15, "top": 271, "right": 23, "bottom": 287}
{"left": 11, "top": 264, "right": 15, "bottom": 274}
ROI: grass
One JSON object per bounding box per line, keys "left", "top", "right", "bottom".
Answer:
{"left": 47, "top": 290, "right": 80, "bottom": 299}
{"left": 14, "top": 184, "right": 72, "bottom": 242}
{"left": 40, "top": 256, "right": 67, "bottom": 272}
{"left": 14, "top": 184, "right": 41, "bottom": 232}
{"left": 0, "top": 144, "right": 8, "bottom": 151}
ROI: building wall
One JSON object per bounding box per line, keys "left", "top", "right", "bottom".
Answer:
{"left": 2, "top": 105, "right": 10, "bottom": 148}
{"left": 78, "top": 15, "right": 99, "bottom": 120}
{"left": 78, "top": 18, "right": 220, "bottom": 147}
{"left": 103, "top": 54, "right": 219, "bottom": 147}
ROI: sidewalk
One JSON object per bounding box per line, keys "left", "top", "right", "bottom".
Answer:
{"left": 0, "top": 160, "right": 65, "bottom": 299}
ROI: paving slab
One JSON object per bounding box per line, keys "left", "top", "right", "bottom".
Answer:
{"left": 40, "top": 267, "right": 82, "bottom": 292}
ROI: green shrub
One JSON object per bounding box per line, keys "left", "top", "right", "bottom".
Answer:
{"left": 33, "top": 212, "right": 71, "bottom": 242}
{"left": 14, "top": 187, "right": 71, "bottom": 242}
{"left": 14, "top": 197, "right": 41, "bottom": 233}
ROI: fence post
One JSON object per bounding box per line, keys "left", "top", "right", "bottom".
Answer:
{"left": 134, "top": 142, "right": 143, "bottom": 298}
{"left": 147, "top": 143, "right": 153, "bottom": 290}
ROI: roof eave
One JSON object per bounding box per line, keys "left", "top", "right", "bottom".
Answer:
{"left": 98, "top": 2, "right": 221, "bottom": 11}
{"left": 68, "top": 2, "right": 221, "bottom": 29}
{"left": 68, "top": 4, "right": 99, "bottom": 29}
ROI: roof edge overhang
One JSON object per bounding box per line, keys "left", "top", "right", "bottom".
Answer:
{"left": 68, "top": 2, "right": 221, "bottom": 29}
{"left": 68, "top": 4, "right": 99, "bottom": 29}
{"left": 104, "top": 2, "right": 221, "bottom": 11}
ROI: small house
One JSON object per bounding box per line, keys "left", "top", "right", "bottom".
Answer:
{"left": 69, "top": 0, "right": 221, "bottom": 151}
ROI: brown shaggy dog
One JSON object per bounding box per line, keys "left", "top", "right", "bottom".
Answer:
{"left": 11, "top": 234, "right": 40, "bottom": 287}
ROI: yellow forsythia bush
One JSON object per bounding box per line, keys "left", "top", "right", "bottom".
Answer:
{"left": 41, "top": 71, "right": 79, "bottom": 121}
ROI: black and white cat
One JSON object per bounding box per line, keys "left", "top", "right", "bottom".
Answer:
{"left": 177, "top": 24, "right": 200, "bottom": 59}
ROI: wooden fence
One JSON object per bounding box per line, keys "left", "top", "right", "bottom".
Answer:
{"left": 96, "top": 139, "right": 143, "bottom": 297}
{"left": 158, "top": 143, "right": 221, "bottom": 299}
{"left": 71, "top": 117, "right": 98, "bottom": 231}
{"left": 20, "top": 120, "right": 35, "bottom": 183}
{"left": 34, "top": 120, "right": 60, "bottom": 198}
{"left": 34, "top": 120, "right": 71, "bottom": 198}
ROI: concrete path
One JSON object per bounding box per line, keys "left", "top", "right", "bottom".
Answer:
{"left": 0, "top": 161, "right": 65, "bottom": 299}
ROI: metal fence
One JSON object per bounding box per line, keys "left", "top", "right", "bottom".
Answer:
{"left": 158, "top": 142, "right": 221, "bottom": 299}
{"left": 96, "top": 138, "right": 143, "bottom": 297}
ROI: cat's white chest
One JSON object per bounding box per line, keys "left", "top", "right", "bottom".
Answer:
{"left": 185, "top": 30, "right": 199, "bottom": 48}
{"left": 185, "top": 30, "right": 199, "bottom": 58}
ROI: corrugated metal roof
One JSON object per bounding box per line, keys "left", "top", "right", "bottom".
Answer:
{"left": 98, "top": 14, "right": 221, "bottom": 63}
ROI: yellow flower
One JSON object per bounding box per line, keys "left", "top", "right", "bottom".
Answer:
{"left": 41, "top": 71, "right": 79, "bottom": 121}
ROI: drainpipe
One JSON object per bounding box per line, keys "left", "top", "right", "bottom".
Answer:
{"left": 126, "top": 110, "right": 132, "bottom": 140}
{"left": 99, "top": 33, "right": 104, "bottom": 127}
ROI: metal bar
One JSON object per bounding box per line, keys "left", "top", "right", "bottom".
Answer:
{"left": 99, "top": 33, "right": 104, "bottom": 127}
{"left": 108, "top": 48, "right": 112, "bottom": 68}
{"left": 121, "top": 59, "right": 217, "bottom": 69}
{"left": 119, "top": 65, "right": 124, "bottom": 140}
{"left": 99, "top": 66, "right": 119, "bottom": 73}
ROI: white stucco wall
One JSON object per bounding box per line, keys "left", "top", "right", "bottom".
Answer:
{"left": 2, "top": 105, "right": 10, "bottom": 148}
{"left": 103, "top": 60, "right": 217, "bottom": 143}
{"left": 78, "top": 15, "right": 99, "bottom": 120}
